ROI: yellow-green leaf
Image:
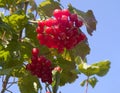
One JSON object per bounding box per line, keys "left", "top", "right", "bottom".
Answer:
{"left": 38, "top": 0, "right": 61, "bottom": 17}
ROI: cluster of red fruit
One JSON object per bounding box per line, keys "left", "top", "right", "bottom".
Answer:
{"left": 26, "top": 48, "right": 52, "bottom": 84}
{"left": 36, "top": 9, "right": 86, "bottom": 53}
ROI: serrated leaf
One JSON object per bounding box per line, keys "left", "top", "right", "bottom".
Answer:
{"left": 55, "top": 57, "right": 78, "bottom": 86}
{"left": 70, "top": 41, "right": 90, "bottom": 60}
{"left": 80, "top": 79, "right": 86, "bottom": 87}
{"left": 92, "top": 60, "right": 111, "bottom": 76}
{"left": 78, "top": 60, "right": 110, "bottom": 77}
{"left": 18, "top": 73, "right": 42, "bottom": 93}
{"left": 88, "top": 76, "right": 98, "bottom": 88}
{"left": 78, "top": 63, "right": 99, "bottom": 76}
{"left": 68, "top": 4, "right": 97, "bottom": 35}
{"left": 38, "top": 0, "right": 61, "bottom": 17}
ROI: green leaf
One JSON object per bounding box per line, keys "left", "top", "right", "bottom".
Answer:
{"left": 0, "top": 65, "right": 22, "bottom": 76}
{"left": 68, "top": 4, "right": 97, "bottom": 35}
{"left": 52, "top": 71, "right": 61, "bottom": 93}
{"left": 54, "top": 57, "right": 78, "bottom": 86}
{"left": 80, "top": 79, "right": 86, "bottom": 87}
{"left": 78, "top": 63, "right": 99, "bottom": 76}
{"left": 38, "top": 0, "right": 61, "bottom": 17}
{"left": 70, "top": 41, "right": 90, "bottom": 60}
{"left": 75, "top": 56, "right": 84, "bottom": 65}
{"left": 78, "top": 60, "right": 111, "bottom": 77}
{"left": 88, "top": 76, "right": 98, "bottom": 88}
{"left": 0, "top": 0, "right": 6, "bottom": 7}
{"left": 18, "top": 73, "right": 42, "bottom": 93}
{"left": 92, "top": 60, "right": 111, "bottom": 76}
{"left": 3, "top": 14, "right": 28, "bottom": 31}
{"left": 0, "top": 49, "right": 10, "bottom": 62}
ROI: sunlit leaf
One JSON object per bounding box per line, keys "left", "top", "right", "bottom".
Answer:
{"left": 88, "top": 76, "right": 98, "bottom": 88}
{"left": 78, "top": 60, "right": 110, "bottom": 77}
{"left": 92, "top": 60, "right": 111, "bottom": 76}
{"left": 78, "top": 63, "right": 99, "bottom": 76}
{"left": 38, "top": 0, "right": 61, "bottom": 17}
{"left": 3, "top": 14, "right": 28, "bottom": 31}
{"left": 80, "top": 79, "right": 86, "bottom": 87}
{"left": 0, "top": 50, "right": 10, "bottom": 62}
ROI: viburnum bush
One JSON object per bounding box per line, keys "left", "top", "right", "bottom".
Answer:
{"left": 0, "top": 0, "right": 110, "bottom": 93}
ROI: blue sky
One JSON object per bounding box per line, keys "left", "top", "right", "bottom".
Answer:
{"left": 0, "top": 0, "right": 120, "bottom": 93}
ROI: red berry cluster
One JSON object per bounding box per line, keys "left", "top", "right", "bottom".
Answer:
{"left": 26, "top": 48, "right": 52, "bottom": 84}
{"left": 36, "top": 9, "right": 86, "bottom": 53}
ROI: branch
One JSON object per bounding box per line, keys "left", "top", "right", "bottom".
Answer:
{"left": 84, "top": 77, "right": 89, "bottom": 93}
{"left": 1, "top": 75, "right": 10, "bottom": 93}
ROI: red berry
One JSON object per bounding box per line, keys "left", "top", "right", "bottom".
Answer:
{"left": 36, "top": 26, "right": 44, "bottom": 33}
{"left": 36, "top": 9, "right": 87, "bottom": 53}
{"left": 54, "top": 66, "right": 62, "bottom": 72}
{"left": 60, "top": 15, "right": 69, "bottom": 25}
{"left": 38, "top": 20, "right": 45, "bottom": 27}
{"left": 53, "top": 9, "right": 62, "bottom": 18}
{"left": 62, "top": 9, "right": 70, "bottom": 16}
{"left": 75, "top": 19, "right": 83, "bottom": 27}
{"left": 45, "top": 27, "right": 53, "bottom": 34}
{"left": 32, "top": 48, "right": 39, "bottom": 56}
{"left": 45, "top": 18, "right": 54, "bottom": 27}
{"left": 70, "top": 13, "right": 78, "bottom": 22}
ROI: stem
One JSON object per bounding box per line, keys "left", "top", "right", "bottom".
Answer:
{"left": 1, "top": 75, "right": 10, "bottom": 93}
{"left": 84, "top": 77, "right": 89, "bottom": 93}
{"left": 24, "top": 0, "right": 29, "bottom": 14}
{"left": 28, "top": 20, "right": 38, "bottom": 24}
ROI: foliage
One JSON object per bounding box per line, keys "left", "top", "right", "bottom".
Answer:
{"left": 0, "top": 0, "right": 110, "bottom": 93}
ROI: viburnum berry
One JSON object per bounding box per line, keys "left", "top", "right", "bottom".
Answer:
{"left": 54, "top": 66, "right": 62, "bottom": 73}
{"left": 75, "top": 19, "right": 83, "bottom": 27}
{"left": 45, "top": 18, "right": 54, "bottom": 27}
{"left": 32, "top": 48, "right": 39, "bottom": 56}
{"left": 53, "top": 9, "right": 62, "bottom": 18}
{"left": 38, "top": 20, "right": 45, "bottom": 27}
{"left": 36, "top": 8, "right": 86, "bottom": 53}
{"left": 70, "top": 13, "right": 78, "bottom": 22}
{"left": 62, "top": 9, "right": 70, "bottom": 17}
{"left": 26, "top": 48, "right": 53, "bottom": 84}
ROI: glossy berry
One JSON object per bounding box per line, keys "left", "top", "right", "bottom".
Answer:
{"left": 38, "top": 20, "right": 45, "bottom": 27}
{"left": 36, "top": 8, "right": 86, "bottom": 53}
{"left": 70, "top": 13, "right": 78, "bottom": 22}
{"left": 54, "top": 66, "right": 62, "bottom": 72}
{"left": 45, "top": 18, "right": 54, "bottom": 27}
{"left": 32, "top": 48, "right": 39, "bottom": 56}
{"left": 62, "top": 9, "right": 70, "bottom": 16}
{"left": 26, "top": 49, "right": 53, "bottom": 84}
{"left": 75, "top": 19, "right": 83, "bottom": 27}
{"left": 53, "top": 9, "right": 62, "bottom": 18}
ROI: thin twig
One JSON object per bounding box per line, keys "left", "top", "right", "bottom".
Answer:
{"left": 85, "top": 77, "right": 89, "bottom": 93}
{"left": 28, "top": 20, "right": 38, "bottom": 24}
{"left": 1, "top": 75, "right": 10, "bottom": 93}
